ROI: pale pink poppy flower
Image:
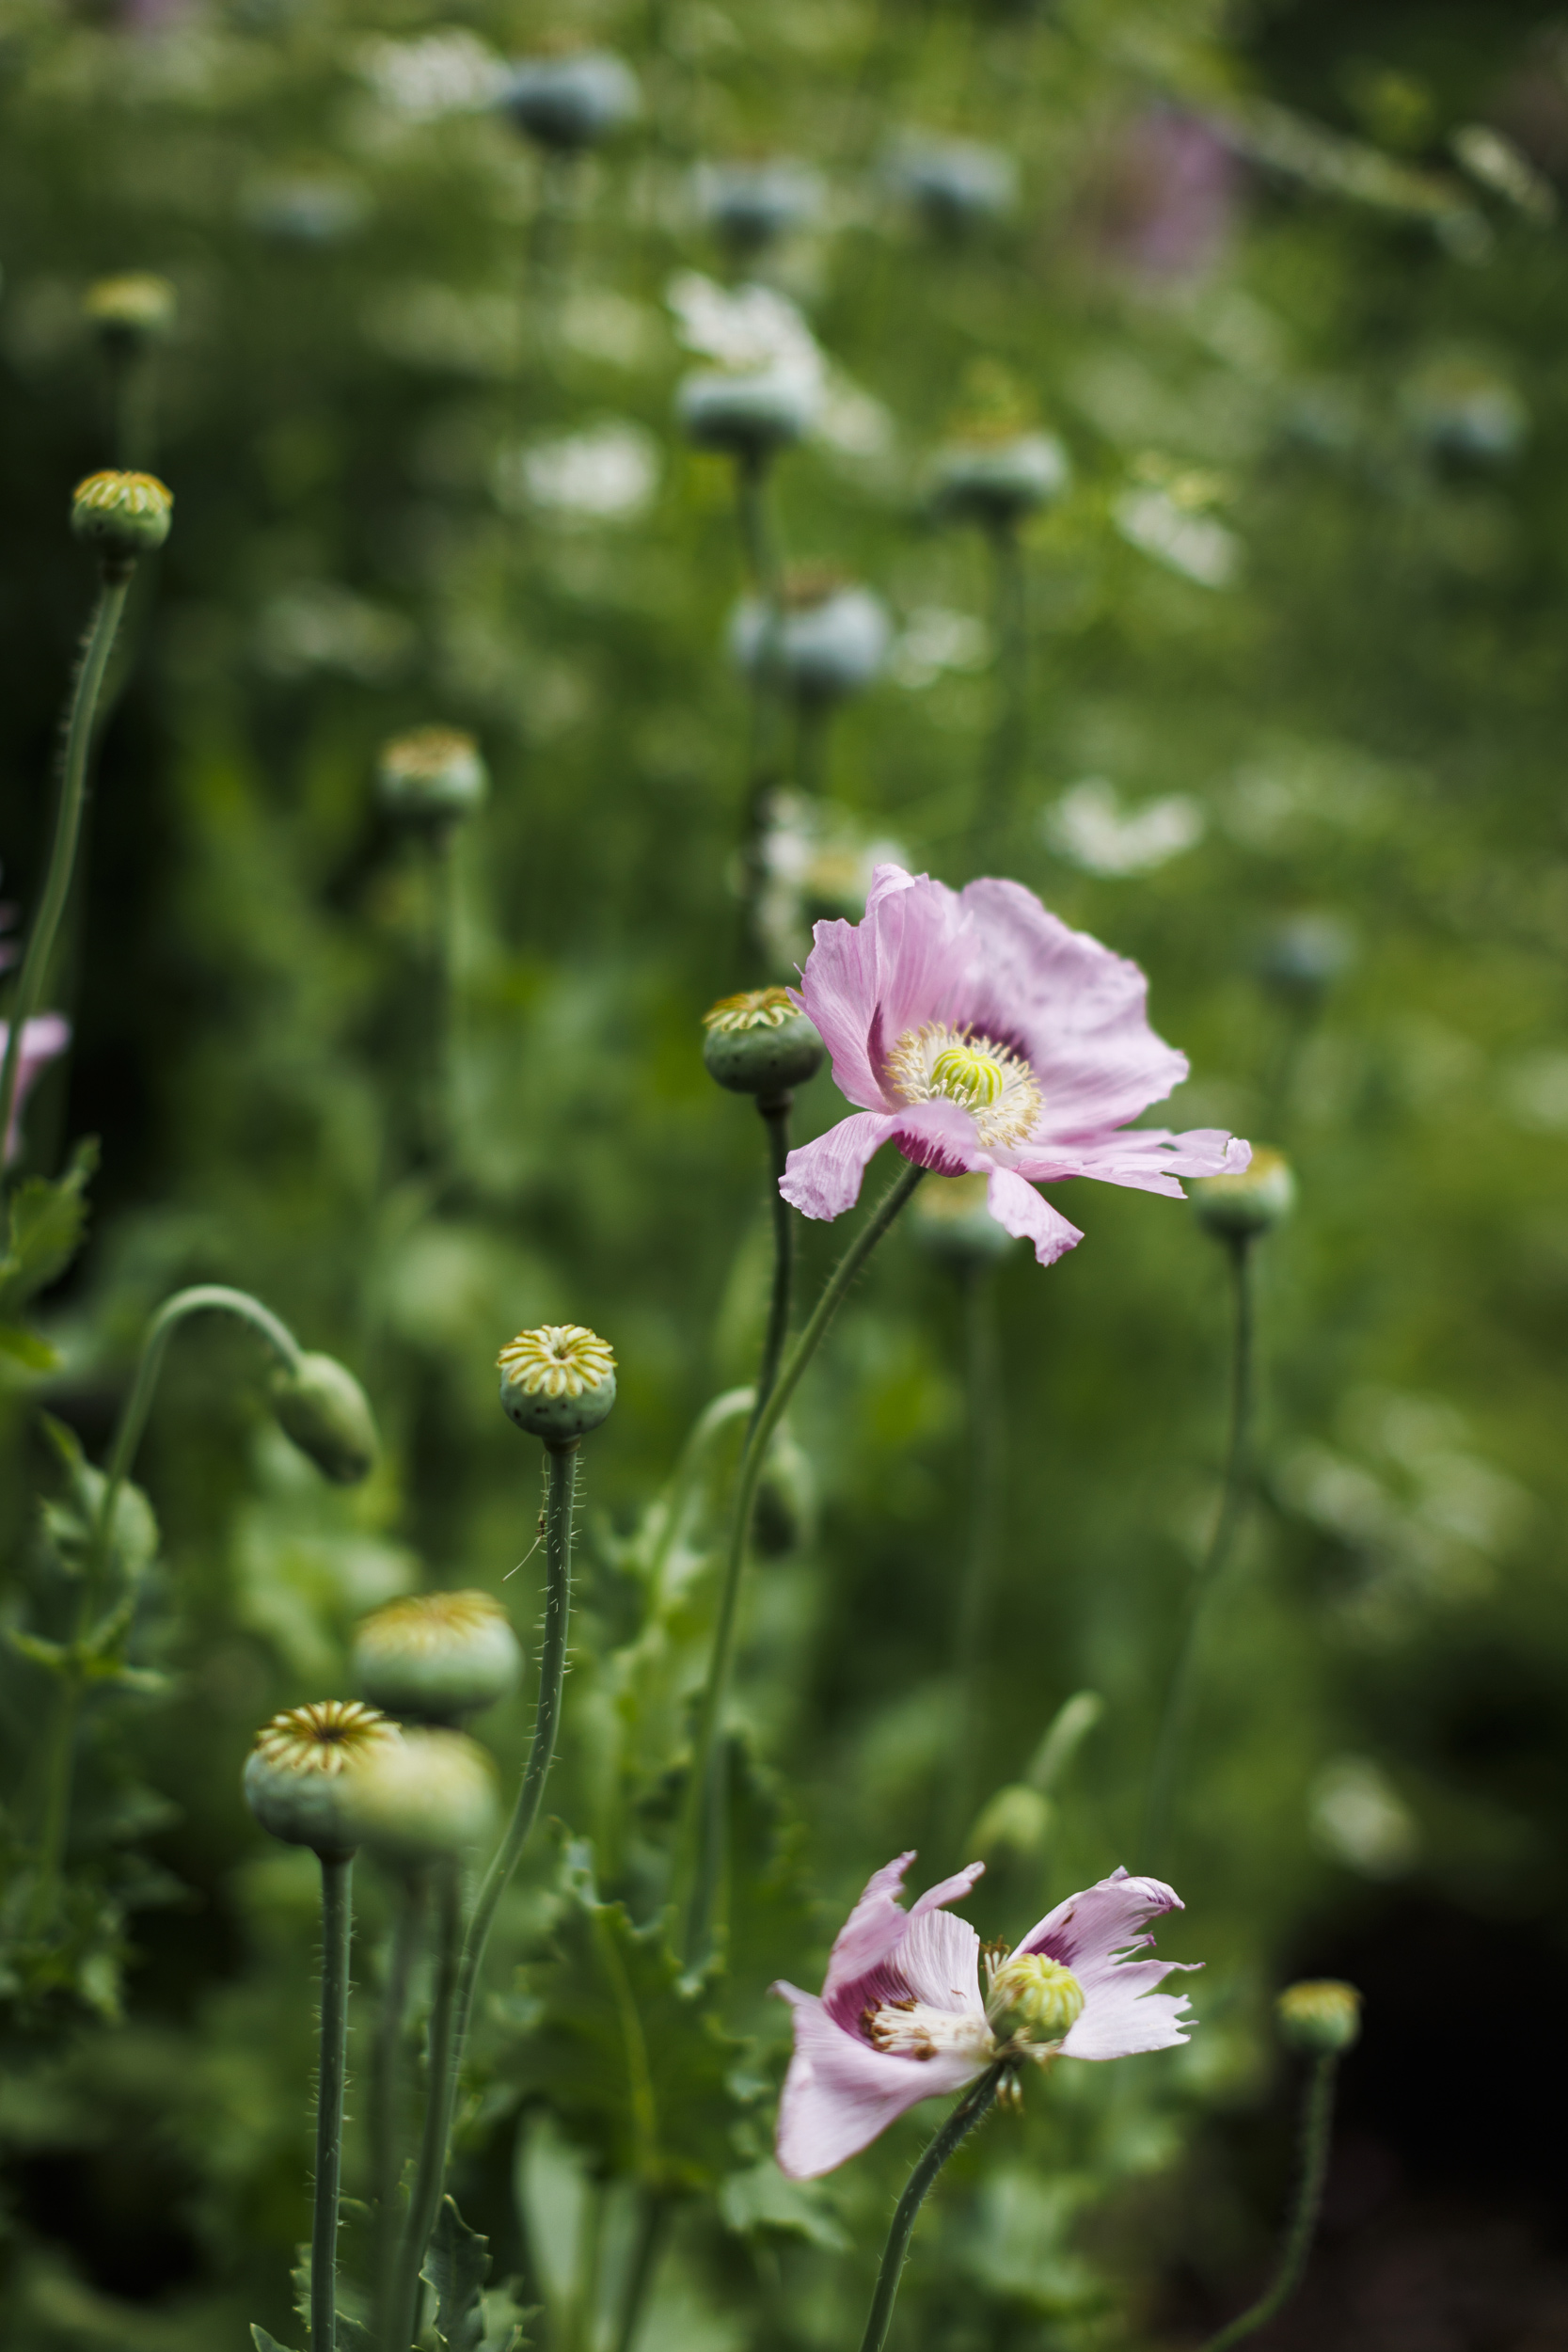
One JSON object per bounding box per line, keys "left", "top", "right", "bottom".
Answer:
{"left": 781, "top": 865, "right": 1248, "bottom": 1265}
{"left": 1, "top": 1014, "right": 70, "bottom": 1166}
{"left": 772, "top": 1857, "right": 1196, "bottom": 2180}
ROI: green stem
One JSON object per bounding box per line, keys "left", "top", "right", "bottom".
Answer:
{"left": 422, "top": 823, "right": 459, "bottom": 1175}
{"left": 372, "top": 1871, "right": 428, "bottom": 2351}
{"left": 735, "top": 455, "right": 784, "bottom": 962}
{"left": 1141, "top": 1232, "right": 1256, "bottom": 1873}
{"left": 793, "top": 698, "right": 830, "bottom": 799}
{"left": 750, "top": 1096, "right": 795, "bottom": 1436}
{"left": 682, "top": 1157, "right": 926, "bottom": 1967}
{"left": 0, "top": 572, "right": 130, "bottom": 1178}
{"left": 313, "top": 1853, "right": 355, "bottom": 2352}
{"left": 1201, "top": 2055, "right": 1338, "bottom": 2351}
{"left": 855, "top": 2066, "right": 1003, "bottom": 2352}
{"left": 610, "top": 2190, "right": 669, "bottom": 2352}
{"left": 27, "top": 1283, "right": 302, "bottom": 1934}
{"left": 974, "top": 522, "right": 1027, "bottom": 854}
{"left": 389, "top": 1859, "right": 463, "bottom": 2352}
{"left": 393, "top": 1442, "right": 578, "bottom": 2324}
{"left": 942, "top": 1259, "right": 1003, "bottom": 1858}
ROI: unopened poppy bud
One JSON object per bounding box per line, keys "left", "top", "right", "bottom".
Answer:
{"left": 243, "top": 1700, "right": 400, "bottom": 1860}
{"left": 70, "top": 469, "right": 173, "bottom": 566}
{"left": 1276, "top": 1979, "right": 1362, "bottom": 2057}
{"left": 932, "top": 433, "right": 1069, "bottom": 530}
{"left": 340, "top": 1726, "right": 499, "bottom": 1867}
{"left": 83, "top": 272, "right": 177, "bottom": 352}
{"left": 969, "top": 1782, "right": 1053, "bottom": 1860}
{"left": 375, "top": 726, "right": 487, "bottom": 826}
{"left": 986, "top": 1951, "right": 1085, "bottom": 2047}
{"left": 501, "top": 50, "right": 640, "bottom": 151}
{"left": 272, "top": 1353, "right": 380, "bottom": 1485}
{"left": 355, "top": 1590, "right": 522, "bottom": 1725}
{"left": 911, "top": 1169, "right": 1017, "bottom": 1263}
{"left": 677, "top": 368, "right": 818, "bottom": 461}
{"left": 703, "top": 989, "right": 823, "bottom": 1099}
{"left": 731, "top": 573, "right": 892, "bottom": 705}
{"left": 1191, "top": 1147, "right": 1294, "bottom": 1241}
{"left": 499, "top": 1324, "right": 617, "bottom": 1444}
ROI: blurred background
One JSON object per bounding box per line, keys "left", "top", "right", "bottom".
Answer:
{"left": 2, "top": 0, "right": 1567, "bottom": 2345}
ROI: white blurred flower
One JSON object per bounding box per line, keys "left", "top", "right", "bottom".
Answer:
{"left": 256, "top": 585, "right": 414, "bottom": 681}
{"left": 1114, "top": 485, "right": 1240, "bottom": 588}
{"left": 889, "top": 607, "right": 992, "bottom": 690}
{"left": 497, "top": 422, "right": 660, "bottom": 521}
{"left": 666, "top": 270, "right": 824, "bottom": 386}
{"left": 357, "top": 30, "right": 507, "bottom": 119}
{"left": 1503, "top": 1049, "right": 1568, "bottom": 1134}
{"left": 1309, "top": 1756, "right": 1420, "bottom": 1878}
{"left": 1043, "top": 779, "right": 1204, "bottom": 877}
{"left": 755, "top": 791, "right": 905, "bottom": 967}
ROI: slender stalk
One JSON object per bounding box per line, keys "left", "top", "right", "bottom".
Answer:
{"left": 750, "top": 1096, "right": 795, "bottom": 1435}
{"left": 27, "top": 1283, "right": 302, "bottom": 1933}
{"left": 735, "top": 454, "right": 785, "bottom": 961}
{"left": 1141, "top": 1233, "right": 1256, "bottom": 1872}
{"left": 856, "top": 2066, "right": 1004, "bottom": 2352}
{"left": 793, "top": 697, "right": 829, "bottom": 799}
{"left": 421, "top": 822, "right": 459, "bottom": 1174}
{"left": 0, "top": 572, "right": 130, "bottom": 1176}
{"left": 610, "top": 2191, "right": 669, "bottom": 2352}
{"left": 393, "top": 1442, "right": 578, "bottom": 2319}
{"left": 1201, "top": 2054, "right": 1338, "bottom": 2351}
{"left": 388, "top": 1859, "right": 463, "bottom": 2352}
{"left": 313, "top": 1853, "right": 355, "bottom": 2352}
{"left": 974, "top": 522, "right": 1027, "bottom": 853}
{"left": 371, "top": 1871, "right": 428, "bottom": 2350}
{"left": 942, "top": 1259, "right": 1003, "bottom": 1858}
{"left": 682, "top": 1158, "right": 926, "bottom": 1966}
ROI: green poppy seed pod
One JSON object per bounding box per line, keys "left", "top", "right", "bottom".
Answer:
{"left": 375, "top": 725, "right": 488, "bottom": 827}
{"left": 1275, "top": 1979, "right": 1362, "bottom": 2057}
{"left": 986, "top": 1952, "right": 1085, "bottom": 2048}
{"left": 695, "top": 158, "right": 822, "bottom": 256}
{"left": 677, "top": 368, "right": 818, "bottom": 461}
{"left": 500, "top": 51, "right": 640, "bottom": 151}
{"left": 931, "top": 433, "right": 1069, "bottom": 531}
{"left": 338, "top": 1726, "right": 499, "bottom": 1867}
{"left": 243, "top": 1699, "right": 400, "bottom": 1860}
{"left": 498, "top": 1324, "right": 617, "bottom": 1444}
{"left": 886, "top": 135, "right": 1019, "bottom": 234}
{"left": 1191, "top": 1147, "right": 1295, "bottom": 1241}
{"left": 271, "top": 1353, "right": 380, "bottom": 1485}
{"left": 70, "top": 469, "right": 173, "bottom": 569}
{"left": 354, "top": 1590, "right": 522, "bottom": 1725}
{"left": 83, "top": 272, "right": 177, "bottom": 353}
{"left": 703, "top": 988, "right": 824, "bottom": 1099}
{"left": 969, "top": 1782, "right": 1053, "bottom": 1861}
{"left": 911, "top": 1169, "right": 1017, "bottom": 1264}
{"left": 731, "top": 574, "right": 892, "bottom": 706}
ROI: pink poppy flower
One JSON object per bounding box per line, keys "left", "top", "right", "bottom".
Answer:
{"left": 772, "top": 1857, "right": 1196, "bottom": 2180}
{"left": 781, "top": 865, "right": 1248, "bottom": 1265}
{"left": 1, "top": 1014, "right": 70, "bottom": 1166}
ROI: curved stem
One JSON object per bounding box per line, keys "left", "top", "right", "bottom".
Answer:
{"left": 1201, "top": 2055, "right": 1338, "bottom": 2351}
{"left": 0, "top": 573, "right": 130, "bottom": 1177}
{"left": 682, "top": 1157, "right": 926, "bottom": 1967}
{"left": 313, "top": 1853, "right": 355, "bottom": 2352}
{"left": 856, "top": 2066, "right": 1003, "bottom": 2352}
{"left": 1141, "top": 1233, "right": 1256, "bottom": 1873}
{"left": 389, "top": 1859, "right": 463, "bottom": 2352}
{"left": 394, "top": 1441, "right": 578, "bottom": 2324}
{"left": 371, "top": 1871, "right": 428, "bottom": 2350}
{"left": 750, "top": 1097, "right": 795, "bottom": 1436}
{"left": 942, "top": 1259, "right": 1003, "bottom": 1858}
{"left": 26, "top": 1283, "right": 302, "bottom": 1934}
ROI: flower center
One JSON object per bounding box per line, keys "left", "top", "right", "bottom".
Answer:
{"left": 863, "top": 1999, "right": 998, "bottom": 2066}
{"left": 985, "top": 1952, "right": 1085, "bottom": 2048}
{"left": 498, "top": 1324, "right": 616, "bottom": 1399}
{"left": 886, "top": 1022, "right": 1042, "bottom": 1148}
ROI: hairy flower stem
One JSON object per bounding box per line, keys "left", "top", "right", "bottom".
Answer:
{"left": 392, "top": 1443, "right": 578, "bottom": 2328}
{"left": 1141, "top": 1232, "right": 1256, "bottom": 1871}
{"left": 371, "top": 1871, "right": 427, "bottom": 2350}
{"left": 313, "top": 1853, "right": 355, "bottom": 2352}
{"left": 856, "top": 2065, "right": 1004, "bottom": 2352}
{"left": 750, "top": 1096, "right": 796, "bottom": 1435}
{"left": 734, "top": 454, "right": 784, "bottom": 961}
{"left": 0, "top": 572, "right": 131, "bottom": 1178}
{"left": 682, "top": 1158, "right": 927, "bottom": 1967}
{"left": 974, "top": 521, "right": 1028, "bottom": 854}
{"left": 942, "top": 1259, "right": 1004, "bottom": 1859}
{"left": 1201, "top": 2054, "right": 1338, "bottom": 2350}
{"left": 27, "top": 1284, "right": 302, "bottom": 1934}
{"left": 388, "top": 1859, "right": 462, "bottom": 2352}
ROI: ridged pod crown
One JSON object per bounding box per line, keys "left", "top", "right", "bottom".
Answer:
{"left": 499, "top": 1324, "right": 617, "bottom": 1443}
{"left": 71, "top": 469, "right": 173, "bottom": 565}
{"left": 243, "top": 1699, "right": 400, "bottom": 1859}
{"left": 702, "top": 988, "right": 824, "bottom": 1099}
{"left": 986, "top": 1951, "right": 1086, "bottom": 2047}
{"left": 84, "top": 272, "right": 178, "bottom": 346}
{"left": 375, "top": 726, "right": 488, "bottom": 825}
{"left": 355, "top": 1589, "right": 521, "bottom": 1724}
{"left": 1276, "top": 1979, "right": 1362, "bottom": 2056}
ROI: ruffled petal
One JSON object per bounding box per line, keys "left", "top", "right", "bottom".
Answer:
{"left": 821, "top": 1851, "right": 919, "bottom": 1998}
{"left": 794, "top": 867, "right": 972, "bottom": 1113}
{"left": 894, "top": 1905, "right": 986, "bottom": 2019}
{"left": 955, "top": 878, "right": 1188, "bottom": 1133}
{"left": 780, "top": 1115, "right": 900, "bottom": 1220}
{"left": 772, "top": 1986, "right": 988, "bottom": 2180}
{"left": 1058, "top": 1983, "right": 1196, "bottom": 2061}
{"left": 985, "top": 1168, "right": 1085, "bottom": 1265}
{"left": 1013, "top": 1128, "right": 1249, "bottom": 1199}
{"left": 1019, "top": 1867, "right": 1197, "bottom": 2061}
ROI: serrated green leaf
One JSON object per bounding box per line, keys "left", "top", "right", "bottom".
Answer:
{"left": 423, "top": 2194, "right": 491, "bottom": 2352}
{"left": 336, "top": 2317, "right": 376, "bottom": 2351}
{"left": 0, "top": 1322, "right": 59, "bottom": 1370}
{"left": 0, "top": 1137, "right": 98, "bottom": 1319}
{"left": 251, "top": 2328, "right": 300, "bottom": 2352}
{"left": 37, "top": 1411, "right": 159, "bottom": 1591}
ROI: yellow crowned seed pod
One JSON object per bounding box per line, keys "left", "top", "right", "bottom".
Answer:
{"left": 702, "top": 989, "right": 824, "bottom": 1100}
{"left": 338, "top": 1727, "right": 499, "bottom": 1867}
{"left": 70, "top": 469, "right": 173, "bottom": 568}
{"left": 355, "top": 1590, "right": 522, "bottom": 1725}
{"left": 499, "top": 1325, "right": 616, "bottom": 1444}
{"left": 986, "top": 1951, "right": 1085, "bottom": 2047}
{"left": 243, "top": 1700, "right": 400, "bottom": 1860}
{"left": 375, "top": 726, "right": 488, "bottom": 827}
{"left": 83, "top": 273, "right": 177, "bottom": 352}
{"left": 1191, "top": 1147, "right": 1295, "bottom": 1241}
{"left": 1276, "top": 1979, "right": 1362, "bottom": 2057}
{"left": 271, "top": 1353, "right": 380, "bottom": 1485}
